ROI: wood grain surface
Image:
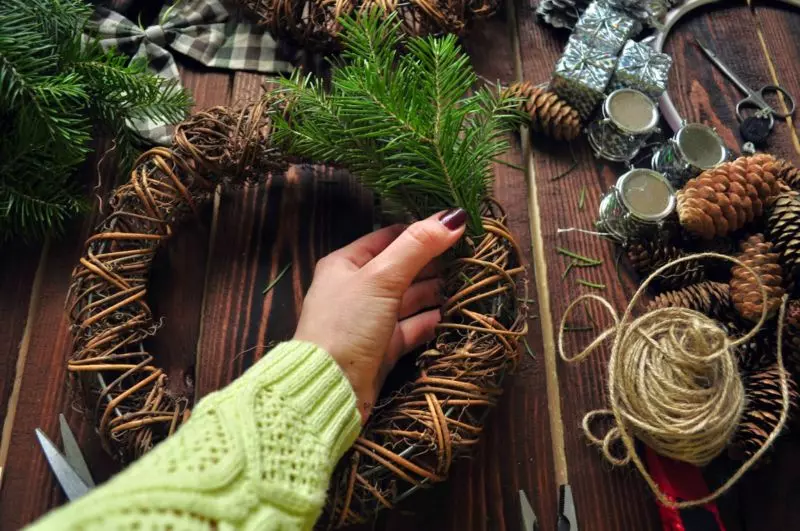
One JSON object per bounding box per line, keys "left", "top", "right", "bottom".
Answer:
{"left": 1, "top": 1, "right": 800, "bottom": 530}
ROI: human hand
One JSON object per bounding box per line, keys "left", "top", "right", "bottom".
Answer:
{"left": 294, "top": 209, "right": 467, "bottom": 421}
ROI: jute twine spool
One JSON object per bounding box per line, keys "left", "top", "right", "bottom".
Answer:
{"left": 558, "top": 252, "right": 792, "bottom": 509}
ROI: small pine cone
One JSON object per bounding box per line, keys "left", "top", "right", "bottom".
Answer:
{"left": 647, "top": 281, "right": 733, "bottom": 320}
{"left": 766, "top": 191, "right": 800, "bottom": 287}
{"left": 730, "top": 234, "right": 785, "bottom": 322}
{"left": 776, "top": 159, "right": 800, "bottom": 192}
{"left": 503, "top": 82, "right": 582, "bottom": 141}
{"left": 677, "top": 154, "right": 783, "bottom": 240}
{"left": 536, "top": 0, "right": 591, "bottom": 29}
{"left": 626, "top": 240, "right": 706, "bottom": 290}
{"left": 782, "top": 299, "right": 800, "bottom": 377}
{"left": 730, "top": 363, "right": 798, "bottom": 461}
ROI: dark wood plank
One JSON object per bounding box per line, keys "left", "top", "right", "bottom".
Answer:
{"left": 194, "top": 164, "right": 375, "bottom": 393}
{"left": 0, "top": 201, "right": 117, "bottom": 530}
{"left": 145, "top": 69, "right": 232, "bottom": 403}
{"left": 751, "top": 2, "right": 800, "bottom": 161}
{"left": 516, "top": 7, "right": 662, "bottom": 531}
{"left": 0, "top": 242, "right": 42, "bottom": 433}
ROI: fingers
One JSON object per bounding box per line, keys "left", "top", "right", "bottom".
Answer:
{"left": 387, "top": 309, "right": 441, "bottom": 365}
{"left": 330, "top": 224, "right": 405, "bottom": 269}
{"left": 399, "top": 278, "right": 441, "bottom": 319}
{"left": 365, "top": 209, "right": 467, "bottom": 288}
{"left": 414, "top": 259, "right": 441, "bottom": 282}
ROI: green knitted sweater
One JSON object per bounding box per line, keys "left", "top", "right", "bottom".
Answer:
{"left": 28, "top": 341, "right": 362, "bottom": 530}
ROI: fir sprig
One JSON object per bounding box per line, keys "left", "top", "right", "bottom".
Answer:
{"left": 0, "top": 0, "right": 192, "bottom": 240}
{"left": 273, "top": 11, "right": 521, "bottom": 234}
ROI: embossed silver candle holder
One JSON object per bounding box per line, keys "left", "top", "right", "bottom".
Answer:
{"left": 587, "top": 88, "right": 660, "bottom": 163}
{"left": 597, "top": 168, "right": 676, "bottom": 243}
{"left": 651, "top": 121, "right": 730, "bottom": 189}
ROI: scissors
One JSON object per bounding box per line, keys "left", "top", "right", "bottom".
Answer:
{"left": 35, "top": 414, "right": 95, "bottom": 501}
{"left": 520, "top": 485, "right": 578, "bottom": 531}
{"left": 694, "top": 41, "right": 796, "bottom": 128}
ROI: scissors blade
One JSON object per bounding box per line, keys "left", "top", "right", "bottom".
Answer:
{"left": 694, "top": 41, "right": 755, "bottom": 97}
{"left": 35, "top": 429, "right": 91, "bottom": 501}
{"left": 558, "top": 484, "right": 578, "bottom": 531}
{"left": 58, "top": 414, "right": 94, "bottom": 488}
{"left": 519, "top": 490, "right": 538, "bottom": 531}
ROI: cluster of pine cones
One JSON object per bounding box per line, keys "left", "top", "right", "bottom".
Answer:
{"left": 626, "top": 153, "right": 800, "bottom": 460}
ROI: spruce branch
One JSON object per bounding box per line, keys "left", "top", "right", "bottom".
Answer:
{"left": 0, "top": 0, "right": 192, "bottom": 240}
{"left": 274, "top": 10, "right": 522, "bottom": 234}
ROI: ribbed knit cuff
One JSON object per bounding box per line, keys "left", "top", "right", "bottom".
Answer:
{"left": 240, "top": 341, "right": 362, "bottom": 462}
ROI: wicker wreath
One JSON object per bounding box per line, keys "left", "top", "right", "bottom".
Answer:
{"left": 66, "top": 97, "right": 527, "bottom": 525}
{"left": 236, "top": 0, "right": 500, "bottom": 50}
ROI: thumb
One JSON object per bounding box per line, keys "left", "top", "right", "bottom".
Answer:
{"left": 365, "top": 209, "right": 467, "bottom": 288}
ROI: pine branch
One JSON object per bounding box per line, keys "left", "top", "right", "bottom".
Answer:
{"left": 274, "top": 10, "right": 522, "bottom": 234}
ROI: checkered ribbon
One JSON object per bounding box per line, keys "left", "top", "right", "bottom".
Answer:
{"left": 92, "top": 0, "right": 293, "bottom": 144}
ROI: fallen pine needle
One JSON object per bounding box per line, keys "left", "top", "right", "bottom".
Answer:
{"left": 562, "top": 262, "right": 574, "bottom": 279}
{"left": 577, "top": 278, "right": 606, "bottom": 290}
{"left": 263, "top": 262, "right": 292, "bottom": 295}
{"left": 578, "top": 185, "right": 586, "bottom": 211}
{"left": 556, "top": 246, "right": 602, "bottom": 266}
{"left": 523, "top": 339, "right": 536, "bottom": 360}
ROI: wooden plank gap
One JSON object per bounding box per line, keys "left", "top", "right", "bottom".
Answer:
{"left": 0, "top": 237, "right": 51, "bottom": 472}
{"left": 507, "top": 0, "right": 569, "bottom": 488}
{"left": 192, "top": 186, "right": 222, "bottom": 404}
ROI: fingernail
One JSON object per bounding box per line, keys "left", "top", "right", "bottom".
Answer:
{"left": 439, "top": 208, "right": 467, "bottom": 231}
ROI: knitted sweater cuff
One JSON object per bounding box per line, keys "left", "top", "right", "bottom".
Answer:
{"left": 238, "top": 340, "right": 362, "bottom": 461}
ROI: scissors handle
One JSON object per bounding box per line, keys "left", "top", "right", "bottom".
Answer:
{"left": 736, "top": 85, "right": 796, "bottom": 120}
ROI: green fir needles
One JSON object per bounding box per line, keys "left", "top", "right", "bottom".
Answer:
{"left": 273, "top": 11, "right": 521, "bottom": 235}
{"left": 0, "top": 0, "right": 192, "bottom": 240}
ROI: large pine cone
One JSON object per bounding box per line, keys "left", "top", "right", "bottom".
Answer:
{"left": 730, "top": 363, "right": 798, "bottom": 460}
{"left": 647, "top": 281, "right": 733, "bottom": 320}
{"left": 730, "top": 234, "right": 785, "bottom": 322}
{"left": 503, "top": 82, "right": 582, "bottom": 141}
{"left": 677, "top": 154, "right": 783, "bottom": 240}
{"left": 776, "top": 159, "right": 800, "bottom": 192}
{"left": 626, "top": 240, "right": 706, "bottom": 290}
{"left": 766, "top": 191, "right": 800, "bottom": 287}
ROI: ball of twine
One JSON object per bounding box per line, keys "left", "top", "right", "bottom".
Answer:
{"left": 559, "top": 252, "right": 792, "bottom": 509}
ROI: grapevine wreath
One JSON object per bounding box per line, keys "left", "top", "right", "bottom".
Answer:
{"left": 66, "top": 12, "right": 527, "bottom": 526}
{"left": 236, "top": 0, "right": 500, "bottom": 51}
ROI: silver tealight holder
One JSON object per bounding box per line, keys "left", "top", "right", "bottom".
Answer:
{"left": 587, "top": 88, "right": 661, "bottom": 163}
{"left": 651, "top": 121, "right": 730, "bottom": 189}
{"left": 597, "top": 168, "right": 676, "bottom": 243}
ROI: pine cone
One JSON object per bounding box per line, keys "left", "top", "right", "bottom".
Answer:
{"left": 730, "top": 363, "right": 798, "bottom": 460}
{"left": 782, "top": 299, "right": 800, "bottom": 377}
{"left": 724, "top": 320, "right": 777, "bottom": 371}
{"left": 676, "top": 154, "right": 783, "bottom": 240}
{"left": 535, "top": 0, "right": 591, "bottom": 29}
{"left": 766, "top": 191, "right": 800, "bottom": 287}
{"left": 626, "top": 240, "right": 706, "bottom": 290}
{"left": 504, "top": 82, "right": 582, "bottom": 141}
{"left": 776, "top": 159, "right": 800, "bottom": 192}
{"left": 647, "top": 281, "right": 733, "bottom": 320}
{"left": 730, "top": 234, "right": 785, "bottom": 322}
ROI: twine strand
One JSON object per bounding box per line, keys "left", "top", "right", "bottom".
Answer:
{"left": 559, "top": 252, "right": 791, "bottom": 509}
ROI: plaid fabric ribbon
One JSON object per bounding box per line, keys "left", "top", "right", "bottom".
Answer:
{"left": 93, "top": 0, "right": 293, "bottom": 144}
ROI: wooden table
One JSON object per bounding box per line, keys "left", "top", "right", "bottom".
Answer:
{"left": 2, "top": 1, "right": 800, "bottom": 529}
